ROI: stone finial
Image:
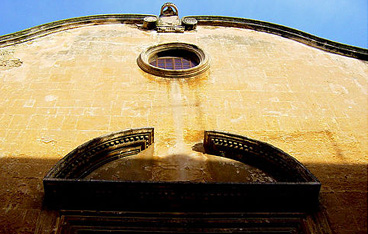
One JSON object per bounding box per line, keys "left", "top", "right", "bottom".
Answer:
{"left": 160, "top": 2, "right": 179, "bottom": 17}
{"left": 141, "top": 2, "right": 197, "bottom": 33}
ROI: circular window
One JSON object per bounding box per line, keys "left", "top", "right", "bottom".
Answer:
{"left": 137, "top": 42, "right": 209, "bottom": 78}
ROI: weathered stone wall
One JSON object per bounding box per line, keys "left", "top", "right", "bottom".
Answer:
{"left": 0, "top": 23, "right": 367, "bottom": 233}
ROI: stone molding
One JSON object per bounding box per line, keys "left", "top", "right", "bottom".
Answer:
{"left": 186, "top": 16, "right": 368, "bottom": 61}
{"left": 0, "top": 14, "right": 367, "bottom": 60}
{"left": 0, "top": 14, "right": 152, "bottom": 47}
{"left": 55, "top": 210, "right": 332, "bottom": 233}
{"left": 43, "top": 129, "right": 320, "bottom": 212}
{"left": 137, "top": 42, "right": 210, "bottom": 78}
{"left": 204, "top": 131, "right": 319, "bottom": 182}
{"left": 44, "top": 128, "right": 154, "bottom": 179}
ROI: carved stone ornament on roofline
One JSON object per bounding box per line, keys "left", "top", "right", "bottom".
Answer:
{"left": 140, "top": 2, "right": 197, "bottom": 33}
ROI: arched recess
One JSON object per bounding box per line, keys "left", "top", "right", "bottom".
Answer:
{"left": 43, "top": 129, "right": 320, "bottom": 212}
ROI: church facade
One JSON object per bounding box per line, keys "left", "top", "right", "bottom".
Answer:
{"left": 0, "top": 3, "right": 367, "bottom": 233}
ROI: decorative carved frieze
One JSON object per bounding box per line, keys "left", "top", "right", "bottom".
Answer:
{"left": 203, "top": 131, "right": 319, "bottom": 182}
{"left": 44, "top": 128, "right": 154, "bottom": 179}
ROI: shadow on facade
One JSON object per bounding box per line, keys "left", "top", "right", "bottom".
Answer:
{"left": 0, "top": 155, "right": 366, "bottom": 233}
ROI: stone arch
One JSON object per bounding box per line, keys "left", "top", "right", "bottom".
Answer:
{"left": 43, "top": 129, "right": 320, "bottom": 211}
{"left": 203, "top": 131, "right": 319, "bottom": 182}
{"left": 44, "top": 128, "right": 154, "bottom": 179}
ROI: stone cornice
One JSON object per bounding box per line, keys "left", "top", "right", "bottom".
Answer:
{"left": 187, "top": 16, "right": 368, "bottom": 61}
{"left": 0, "top": 14, "right": 152, "bottom": 47}
{"left": 1, "top": 14, "right": 367, "bottom": 61}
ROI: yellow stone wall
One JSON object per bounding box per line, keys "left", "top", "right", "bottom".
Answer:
{"left": 0, "top": 23, "right": 367, "bottom": 233}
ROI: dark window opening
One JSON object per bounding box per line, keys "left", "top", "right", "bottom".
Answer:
{"left": 150, "top": 56, "right": 198, "bottom": 70}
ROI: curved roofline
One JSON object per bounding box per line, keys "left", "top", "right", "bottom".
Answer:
{"left": 0, "top": 14, "right": 152, "bottom": 47}
{"left": 0, "top": 14, "right": 367, "bottom": 60}
{"left": 189, "top": 16, "right": 368, "bottom": 61}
